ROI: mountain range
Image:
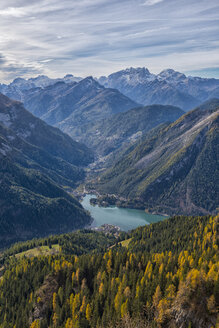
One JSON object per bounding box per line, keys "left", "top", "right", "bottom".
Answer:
{"left": 0, "top": 74, "right": 82, "bottom": 101}
{"left": 0, "top": 77, "right": 138, "bottom": 138}
{"left": 1, "top": 68, "right": 219, "bottom": 120}
{"left": 94, "top": 104, "right": 219, "bottom": 215}
{"left": 26, "top": 77, "right": 138, "bottom": 129}
{"left": 0, "top": 93, "right": 93, "bottom": 247}
{"left": 0, "top": 68, "right": 218, "bottom": 243}
{"left": 98, "top": 67, "right": 219, "bottom": 110}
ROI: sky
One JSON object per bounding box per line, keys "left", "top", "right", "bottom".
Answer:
{"left": 0, "top": 0, "right": 219, "bottom": 82}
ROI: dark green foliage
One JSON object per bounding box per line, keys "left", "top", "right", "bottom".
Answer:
{"left": 127, "top": 215, "right": 210, "bottom": 253}
{"left": 0, "top": 94, "right": 94, "bottom": 247}
{"left": 4, "top": 230, "right": 116, "bottom": 257}
{"left": 0, "top": 158, "right": 92, "bottom": 248}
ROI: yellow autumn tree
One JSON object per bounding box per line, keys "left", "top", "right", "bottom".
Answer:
{"left": 86, "top": 303, "right": 92, "bottom": 321}
{"left": 121, "top": 299, "right": 128, "bottom": 318}
{"left": 114, "top": 283, "right": 123, "bottom": 313}
{"left": 53, "top": 292, "right": 57, "bottom": 312}
{"left": 99, "top": 282, "right": 104, "bottom": 296}
{"left": 65, "top": 318, "right": 73, "bottom": 328}
{"left": 71, "top": 272, "right": 75, "bottom": 285}
{"left": 135, "top": 284, "right": 140, "bottom": 299}
{"left": 53, "top": 312, "right": 58, "bottom": 327}
{"left": 30, "top": 320, "right": 40, "bottom": 328}
{"left": 153, "top": 285, "right": 162, "bottom": 308}
{"left": 72, "top": 293, "right": 80, "bottom": 320}
{"left": 157, "top": 299, "right": 170, "bottom": 324}
{"left": 107, "top": 258, "right": 112, "bottom": 273}
{"left": 29, "top": 292, "right": 33, "bottom": 304}
{"left": 80, "top": 296, "right": 86, "bottom": 313}
{"left": 75, "top": 268, "right": 80, "bottom": 283}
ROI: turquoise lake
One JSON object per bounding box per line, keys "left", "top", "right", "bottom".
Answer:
{"left": 81, "top": 194, "right": 167, "bottom": 231}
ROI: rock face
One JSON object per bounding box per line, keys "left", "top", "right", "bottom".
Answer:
{"left": 98, "top": 67, "right": 219, "bottom": 110}
{"left": 0, "top": 93, "right": 93, "bottom": 247}
{"left": 30, "top": 274, "right": 59, "bottom": 324}
{"left": 170, "top": 276, "right": 217, "bottom": 328}
{"left": 94, "top": 105, "right": 219, "bottom": 216}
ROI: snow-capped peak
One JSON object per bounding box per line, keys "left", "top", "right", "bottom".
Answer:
{"left": 157, "top": 69, "right": 187, "bottom": 82}
{"left": 106, "top": 67, "right": 156, "bottom": 85}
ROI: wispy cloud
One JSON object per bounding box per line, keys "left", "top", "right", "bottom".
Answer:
{"left": 0, "top": 6, "right": 28, "bottom": 17}
{"left": 143, "top": 0, "right": 164, "bottom": 6}
{"left": 0, "top": 0, "right": 218, "bottom": 81}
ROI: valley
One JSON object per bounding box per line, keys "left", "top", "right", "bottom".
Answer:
{"left": 0, "top": 69, "right": 218, "bottom": 248}
{"left": 90, "top": 106, "right": 219, "bottom": 216}
{"left": 0, "top": 69, "right": 218, "bottom": 328}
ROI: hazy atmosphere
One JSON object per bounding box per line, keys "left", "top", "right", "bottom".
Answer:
{"left": 0, "top": 0, "right": 219, "bottom": 81}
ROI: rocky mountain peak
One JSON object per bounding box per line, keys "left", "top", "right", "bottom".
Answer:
{"left": 105, "top": 67, "right": 156, "bottom": 87}
{"left": 12, "top": 77, "right": 26, "bottom": 83}
{"left": 124, "top": 67, "right": 151, "bottom": 75}
{"left": 157, "top": 69, "right": 187, "bottom": 82}
{"left": 78, "top": 76, "right": 104, "bottom": 90}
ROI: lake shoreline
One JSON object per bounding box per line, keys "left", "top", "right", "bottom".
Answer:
{"left": 78, "top": 189, "right": 169, "bottom": 217}
{"left": 81, "top": 194, "right": 167, "bottom": 232}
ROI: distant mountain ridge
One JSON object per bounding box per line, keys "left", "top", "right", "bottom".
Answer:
{"left": 98, "top": 67, "right": 219, "bottom": 110}
{"left": 1, "top": 76, "right": 138, "bottom": 138}
{"left": 94, "top": 104, "right": 219, "bottom": 215}
{"left": 0, "top": 93, "right": 93, "bottom": 247}
{"left": 0, "top": 74, "right": 82, "bottom": 101}
{"left": 24, "top": 77, "right": 138, "bottom": 124}
{"left": 1, "top": 68, "right": 219, "bottom": 116}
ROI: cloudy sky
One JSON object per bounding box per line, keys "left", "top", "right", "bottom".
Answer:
{"left": 0, "top": 0, "right": 219, "bottom": 82}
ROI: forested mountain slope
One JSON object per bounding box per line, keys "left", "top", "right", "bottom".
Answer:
{"left": 74, "top": 104, "right": 184, "bottom": 157}
{"left": 0, "top": 214, "right": 218, "bottom": 328}
{"left": 94, "top": 107, "right": 219, "bottom": 215}
{"left": 0, "top": 94, "right": 94, "bottom": 247}
{"left": 0, "top": 93, "right": 93, "bottom": 166}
